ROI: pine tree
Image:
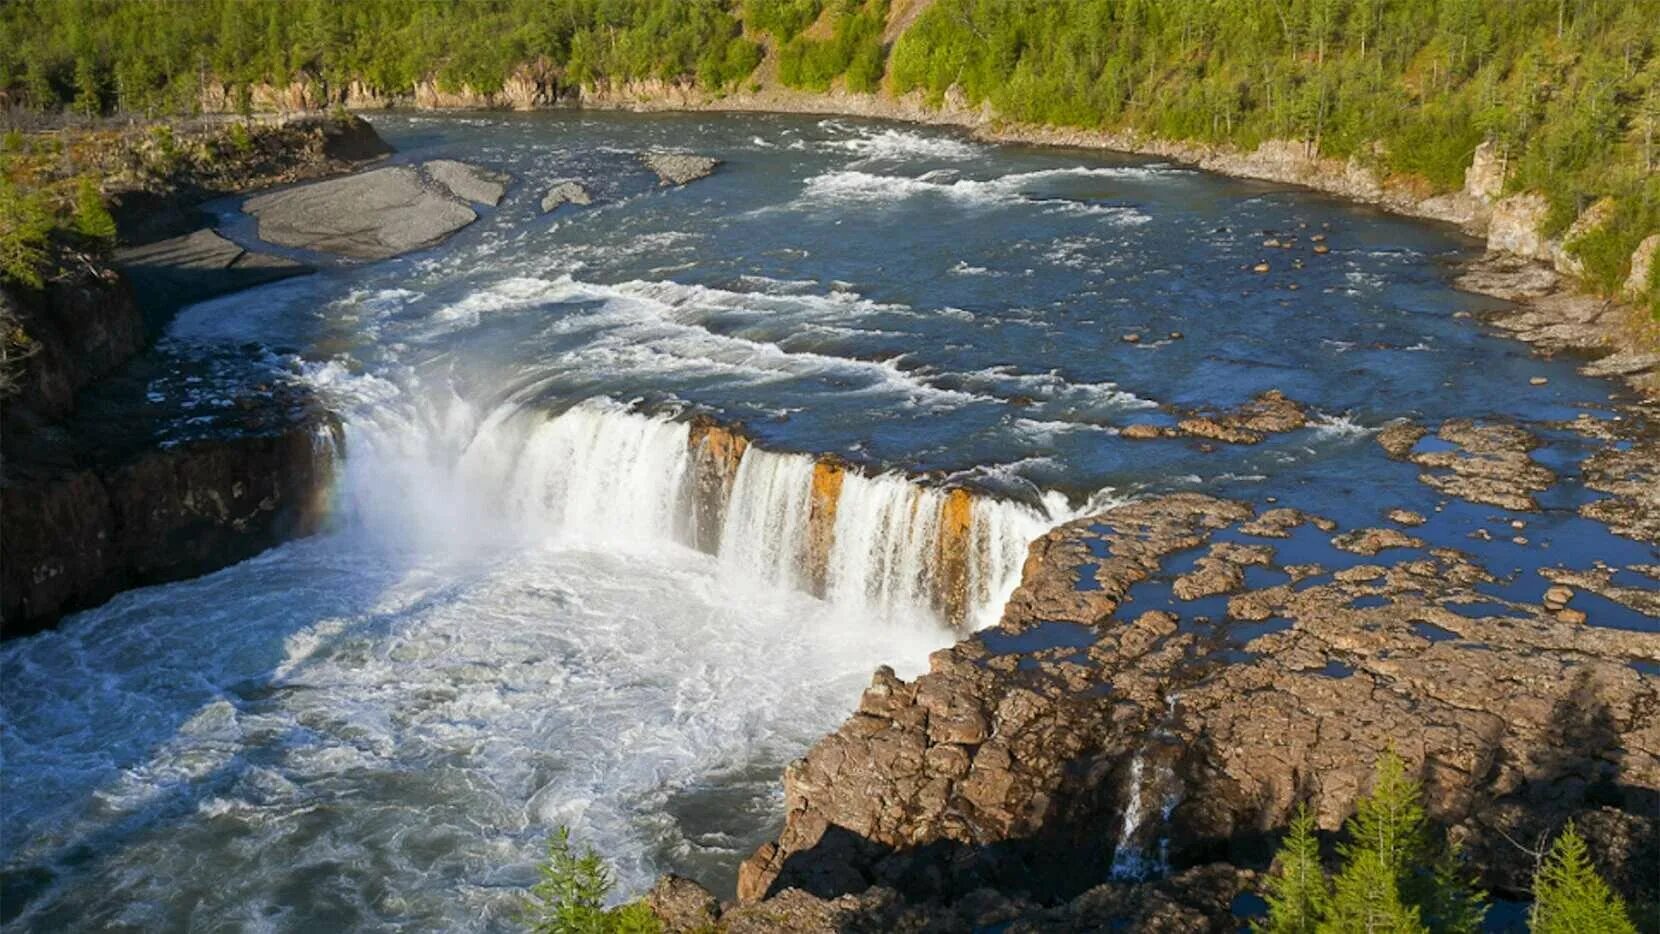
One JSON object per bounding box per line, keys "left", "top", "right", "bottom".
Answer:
{"left": 1342, "top": 751, "right": 1429, "bottom": 880}
{"left": 0, "top": 177, "right": 54, "bottom": 288}
{"left": 1257, "top": 804, "right": 1331, "bottom": 934}
{"left": 1529, "top": 822, "right": 1637, "bottom": 934}
{"left": 1421, "top": 840, "right": 1486, "bottom": 934}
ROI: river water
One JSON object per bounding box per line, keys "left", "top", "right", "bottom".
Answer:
{"left": 2, "top": 112, "right": 1649, "bottom": 931}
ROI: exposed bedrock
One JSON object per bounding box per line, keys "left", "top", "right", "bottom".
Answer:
{"left": 115, "top": 229, "right": 310, "bottom": 327}
{"left": 1, "top": 413, "right": 340, "bottom": 636}
{"left": 541, "top": 180, "right": 593, "bottom": 213}
{"left": 1, "top": 260, "right": 146, "bottom": 423}
{"left": 242, "top": 158, "right": 512, "bottom": 259}
{"left": 1120, "top": 390, "right": 1308, "bottom": 445}
{"left": 726, "top": 493, "right": 1659, "bottom": 928}
{"left": 641, "top": 151, "right": 721, "bottom": 186}
{"left": 1, "top": 265, "right": 341, "bottom": 638}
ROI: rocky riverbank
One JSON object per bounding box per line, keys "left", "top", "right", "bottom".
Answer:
{"left": 642, "top": 486, "right": 1658, "bottom": 930}
{"left": 0, "top": 259, "right": 340, "bottom": 637}
{"left": 0, "top": 116, "right": 390, "bottom": 637}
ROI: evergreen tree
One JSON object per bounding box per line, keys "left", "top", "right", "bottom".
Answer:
{"left": 71, "top": 55, "right": 101, "bottom": 118}
{"left": 1529, "top": 822, "right": 1637, "bottom": 934}
{"left": 71, "top": 176, "right": 117, "bottom": 243}
{"left": 1322, "top": 848, "right": 1429, "bottom": 934}
{"left": 1256, "top": 804, "right": 1330, "bottom": 934}
{"left": 0, "top": 177, "right": 55, "bottom": 287}
{"left": 524, "top": 827, "right": 661, "bottom": 934}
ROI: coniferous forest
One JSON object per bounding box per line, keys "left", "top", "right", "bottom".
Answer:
{"left": 2, "top": 0, "right": 1656, "bottom": 307}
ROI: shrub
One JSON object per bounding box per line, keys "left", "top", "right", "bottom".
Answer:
{"left": 226, "top": 121, "right": 254, "bottom": 155}
{"left": 523, "top": 827, "right": 661, "bottom": 934}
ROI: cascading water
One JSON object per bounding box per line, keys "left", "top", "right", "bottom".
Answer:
{"left": 341, "top": 392, "right": 1062, "bottom": 630}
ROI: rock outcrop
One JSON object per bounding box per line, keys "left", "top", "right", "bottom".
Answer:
{"left": 1120, "top": 390, "right": 1308, "bottom": 445}
{"left": 115, "top": 229, "right": 310, "bottom": 324}
{"left": 726, "top": 493, "right": 1660, "bottom": 926}
{"left": 424, "top": 159, "right": 510, "bottom": 205}
{"left": 1375, "top": 418, "right": 1555, "bottom": 512}
{"left": 1, "top": 411, "right": 339, "bottom": 636}
{"left": 1, "top": 264, "right": 340, "bottom": 637}
{"left": 107, "top": 115, "right": 392, "bottom": 245}
{"left": 1, "top": 258, "right": 145, "bottom": 423}
{"left": 243, "top": 165, "right": 480, "bottom": 259}
{"left": 641, "top": 152, "right": 721, "bottom": 186}
{"left": 541, "top": 181, "right": 593, "bottom": 213}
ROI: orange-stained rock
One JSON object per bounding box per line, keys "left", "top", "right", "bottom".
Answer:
{"left": 934, "top": 488, "right": 977, "bottom": 630}
{"left": 685, "top": 417, "right": 749, "bottom": 553}
{"left": 803, "top": 460, "right": 846, "bottom": 596}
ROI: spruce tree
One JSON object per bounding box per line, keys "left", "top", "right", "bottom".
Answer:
{"left": 72, "top": 177, "right": 118, "bottom": 244}
{"left": 1322, "top": 848, "right": 1429, "bottom": 934}
{"left": 1257, "top": 804, "right": 1330, "bottom": 934}
{"left": 1529, "top": 822, "right": 1637, "bottom": 934}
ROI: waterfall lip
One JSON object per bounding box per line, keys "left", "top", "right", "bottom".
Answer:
{"left": 577, "top": 394, "right": 1078, "bottom": 522}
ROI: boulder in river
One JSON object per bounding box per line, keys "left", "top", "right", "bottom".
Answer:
{"left": 423, "top": 159, "right": 510, "bottom": 206}
{"left": 641, "top": 152, "right": 720, "bottom": 186}
{"left": 541, "top": 180, "right": 593, "bottom": 213}
{"left": 242, "top": 166, "right": 478, "bottom": 260}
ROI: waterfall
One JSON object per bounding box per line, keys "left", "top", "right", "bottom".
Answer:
{"left": 1108, "top": 743, "right": 1182, "bottom": 881}
{"left": 338, "top": 396, "right": 1059, "bottom": 629}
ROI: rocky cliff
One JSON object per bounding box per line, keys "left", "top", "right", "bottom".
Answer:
{"left": 0, "top": 117, "right": 391, "bottom": 637}
{"left": 668, "top": 492, "right": 1659, "bottom": 930}
{"left": 0, "top": 265, "right": 340, "bottom": 637}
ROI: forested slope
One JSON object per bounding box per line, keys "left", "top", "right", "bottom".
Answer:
{"left": 2, "top": 0, "right": 1656, "bottom": 310}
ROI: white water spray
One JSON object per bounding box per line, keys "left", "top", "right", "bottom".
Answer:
{"left": 339, "top": 395, "right": 1061, "bottom": 629}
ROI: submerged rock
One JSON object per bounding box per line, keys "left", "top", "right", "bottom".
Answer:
{"left": 243, "top": 165, "right": 477, "bottom": 259}
{"left": 641, "top": 151, "right": 720, "bottom": 186}
{"left": 423, "top": 159, "right": 510, "bottom": 205}
{"left": 540, "top": 180, "right": 593, "bottom": 213}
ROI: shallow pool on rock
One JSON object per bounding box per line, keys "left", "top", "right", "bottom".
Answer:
{"left": 2, "top": 112, "right": 1651, "bottom": 932}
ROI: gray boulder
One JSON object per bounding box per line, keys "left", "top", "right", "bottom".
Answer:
{"left": 116, "top": 228, "right": 310, "bottom": 317}
{"left": 424, "top": 159, "right": 510, "bottom": 206}
{"left": 641, "top": 152, "right": 720, "bottom": 187}
{"left": 242, "top": 166, "right": 477, "bottom": 260}
{"left": 541, "top": 181, "right": 593, "bottom": 213}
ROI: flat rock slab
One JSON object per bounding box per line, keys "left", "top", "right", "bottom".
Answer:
{"left": 115, "top": 229, "right": 310, "bottom": 320}
{"left": 242, "top": 166, "right": 478, "bottom": 260}
{"left": 641, "top": 152, "right": 720, "bottom": 186}
{"left": 424, "top": 159, "right": 510, "bottom": 205}
{"left": 541, "top": 180, "right": 593, "bottom": 213}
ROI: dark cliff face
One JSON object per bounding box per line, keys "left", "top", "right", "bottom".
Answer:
{"left": 0, "top": 263, "right": 339, "bottom": 638}
{"left": 2, "top": 259, "right": 147, "bottom": 425}
{"left": 0, "top": 116, "right": 392, "bottom": 639}
{"left": 1, "top": 419, "right": 339, "bottom": 637}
